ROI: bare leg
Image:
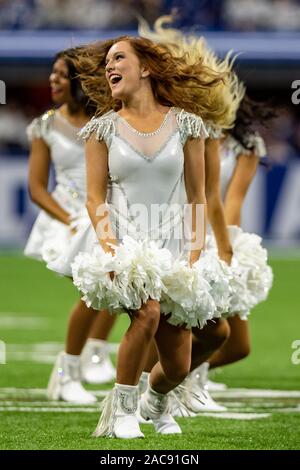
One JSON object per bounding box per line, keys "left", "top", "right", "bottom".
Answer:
{"left": 143, "top": 318, "right": 230, "bottom": 377}
{"left": 65, "top": 300, "right": 98, "bottom": 355}
{"left": 143, "top": 340, "right": 159, "bottom": 373}
{"left": 88, "top": 309, "right": 117, "bottom": 340}
{"left": 208, "top": 314, "right": 250, "bottom": 369}
{"left": 116, "top": 299, "right": 160, "bottom": 385}
{"left": 191, "top": 318, "right": 230, "bottom": 371}
{"left": 150, "top": 316, "right": 192, "bottom": 394}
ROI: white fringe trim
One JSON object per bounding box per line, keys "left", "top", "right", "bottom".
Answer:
{"left": 78, "top": 111, "right": 115, "bottom": 144}
{"left": 174, "top": 108, "right": 209, "bottom": 144}
{"left": 93, "top": 389, "right": 117, "bottom": 437}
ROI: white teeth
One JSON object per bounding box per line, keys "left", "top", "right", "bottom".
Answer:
{"left": 110, "top": 74, "right": 122, "bottom": 84}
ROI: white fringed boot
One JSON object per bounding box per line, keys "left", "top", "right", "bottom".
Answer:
{"left": 47, "top": 352, "right": 97, "bottom": 404}
{"left": 206, "top": 378, "right": 227, "bottom": 392}
{"left": 136, "top": 372, "right": 152, "bottom": 424}
{"left": 138, "top": 371, "right": 149, "bottom": 396}
{"left": 81, "top": 339, "right": 116, "bottom": 384}
{"left": 140, "top": 385, "right": 182, "bottom": 434}
{"left": 186, "top": 362, "right": 227, "bottom": 412}
{"left": 93, "top": 383, "right": 144, "bottom": 439}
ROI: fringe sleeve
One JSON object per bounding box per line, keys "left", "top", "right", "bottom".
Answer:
{"left": 244, "top": 132, "right": 267, "bottom": 159}
{"left": 174, "top": 108, "right": 209, "bottom": 146}
{"left": 26, "top": 117, "right": 43, "bottom": 141}
{"left": 226, "top": 133, "right": 267, "bottom": 160}
{"left": 26, "top": 109, "right": 54, "bottom": 144}
{"left": 78, "top": 111, "right": 115, "bottom": 148}
{"left": 205, "top": 122, "right": 224, "bottom": 140}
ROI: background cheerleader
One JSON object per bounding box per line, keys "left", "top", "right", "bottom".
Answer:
{"left": 25, "top": 48, "right": 116, "bottom": 404}
{"left": 206, "top": 95, "right": 275, "bottom": 376}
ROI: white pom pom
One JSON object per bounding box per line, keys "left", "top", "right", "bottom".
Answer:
{"left": 72, "top": 246, "right": 115, "bottom": 310}
{"left": 161, "top": 258, "right": 216, "bottom": 329}
{"left": 71, "top": 236, "right": 172, "bottom": 313}
{"left": 227, "top": 226, "right": 273, "bottom": 317}
{"left": 193, "top": 251, "right": 232, "bottom": 317}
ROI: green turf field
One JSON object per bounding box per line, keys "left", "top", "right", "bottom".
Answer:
{"left": 0, "top": 254, "right": 299, "bottom": 450}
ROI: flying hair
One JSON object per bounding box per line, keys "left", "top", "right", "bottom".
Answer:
{"left": 138, "top": 15, "right": 245, "bottom": 129}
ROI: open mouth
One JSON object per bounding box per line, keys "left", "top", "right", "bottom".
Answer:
{"left": 51, "top": 87, "right": 63, "bottom": 94}
{"left": 109, "top": 74, "right": 122, "bottom": 86}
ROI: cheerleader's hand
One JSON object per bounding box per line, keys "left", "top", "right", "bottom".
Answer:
{"left": 69, "top": 212, "right": 90, "bottom": 234}
{"left": 189, "top": 249, "right": 201, "bottom": 266}
{"left": 102, "top": 242, "right": 117, "bottom": 281}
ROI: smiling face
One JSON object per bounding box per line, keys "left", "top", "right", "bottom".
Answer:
{"left": 49, "top": 58, "right": 72, "bottom": 105}
{"left": 105, "top": 40, "right": 149, "bottom": 101}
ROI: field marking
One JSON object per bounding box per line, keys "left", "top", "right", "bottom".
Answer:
{"left": 4, "top": 342, "right": 119, "bottom": 364}
{"left": 0, "top": 387, "right": 108, "bottom": 398}
{"left": 0, "top": 401, "right": 100, "bottom": 407}
{"left": 0, "top": 315, "right": 50, "bottom": 329}
{"left": 200, "top": 412, "right": 271, "bottom": 420}
{"left": 6, "top": 342, "right": 119, "bottom": 353}
{"left": 0, "top": 403, "right": 271, "bottom": 418}
{"left": 0, "top": 407, "right": 98, "bottom": 413}
{"left": 0, "top": 387, "right": 300, "bottom": 400}
{"left": 0, "top": 387, "right": 299, "bottom": 419}
{"left": 213, "top": 389, "right": 300, "bottom": 399}
{"left": 6, "top": 353, "right": 59, "bottom": 363}
{"left": 6, "top": 342, "right": 63, "bottom": 351}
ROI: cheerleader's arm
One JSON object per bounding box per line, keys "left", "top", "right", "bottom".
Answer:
{"left": 205, "top": 138, "right": 233, "bottom": 264}
{"left": 224, "top": 152, "right": 259, "bottom": 226}
{"left": 28, "top": 137, "right": 71, "bottom": 225}
{"left": 184, "top": 136, "right": 206, "bottom": 266}
{"left": 85, "top": 134, "right": 118, "bottom": 256}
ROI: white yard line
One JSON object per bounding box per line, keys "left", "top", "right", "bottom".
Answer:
{"left": 213, "top": 388, "right": 300, "bottom": 399}
{"left": 5, "top": 342, "right": 119, "bottom": 362}
{"left": 0, "top": 387, "right": 108, "bottom": 398}
{"left": 0, "top": 401, "right": 100, "bottom": 407}
{"left": 7, "top": 353, "right": 59, "bottom": 363}
{"left": 0, "top": 407, "right": 98, "bottom": 413}
{"left": 0, "top": 387, "right": 299, "bottom": 418}
{"left": 1, "top": 387, "right": 299, "bottom": 400}
{"left": 199, "top": 412, "right": 271, "bottom": 420}
{"left": 6, "top": 343, "right": 63, "bottom": 351}
{"left": 0, "top": 315, "right": 50, "bottom": 329}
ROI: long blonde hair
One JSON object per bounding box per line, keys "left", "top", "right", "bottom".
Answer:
{"left": 138, "top": 16, "right": 245, "bottom": 129}
{"left": 67, "top": 35, "right": 229, "bottom": 125}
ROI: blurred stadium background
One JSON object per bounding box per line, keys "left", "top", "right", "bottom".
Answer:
{"left": 0, "top": 0, "right": 300, "bottom": 451}
{"left": 1, "top": 0, "right": 300, "bottom": 248}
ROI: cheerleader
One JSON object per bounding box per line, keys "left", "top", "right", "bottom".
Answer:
{"left": 25, "top": 48, "right": 116, "bottom": 403}
{"left": 181, "top": 98, "right": 274, "bottom": 409}
{"left": 137, "top": 16, "right": 245, "bottom": 413}
{"left": 139, "top": 16, "right": 274, "bottom": 409}
{"left": 206, "top": 95, "right": 274, "bottom": 375}
{"left": 47, "top": 36, "right": 229, "bottom": 438}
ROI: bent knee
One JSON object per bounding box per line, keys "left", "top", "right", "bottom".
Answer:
{"left": 164, "top": 362, "right": 190, "bottom": 385}
{"left": 135, "top": 300, "right": 160, "bottom": 335}
{"left": 235, "top": 344, "right": 251, "bottom": 361}
{"left": 215, "top": 319, "right": 231, "bottom": 344}
{"left": 193, "top": 318, "right": 230, "bottom": 348}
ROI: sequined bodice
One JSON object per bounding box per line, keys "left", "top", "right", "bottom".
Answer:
{"left": 80, "top": 107, "right": 208, "bottom": 252}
